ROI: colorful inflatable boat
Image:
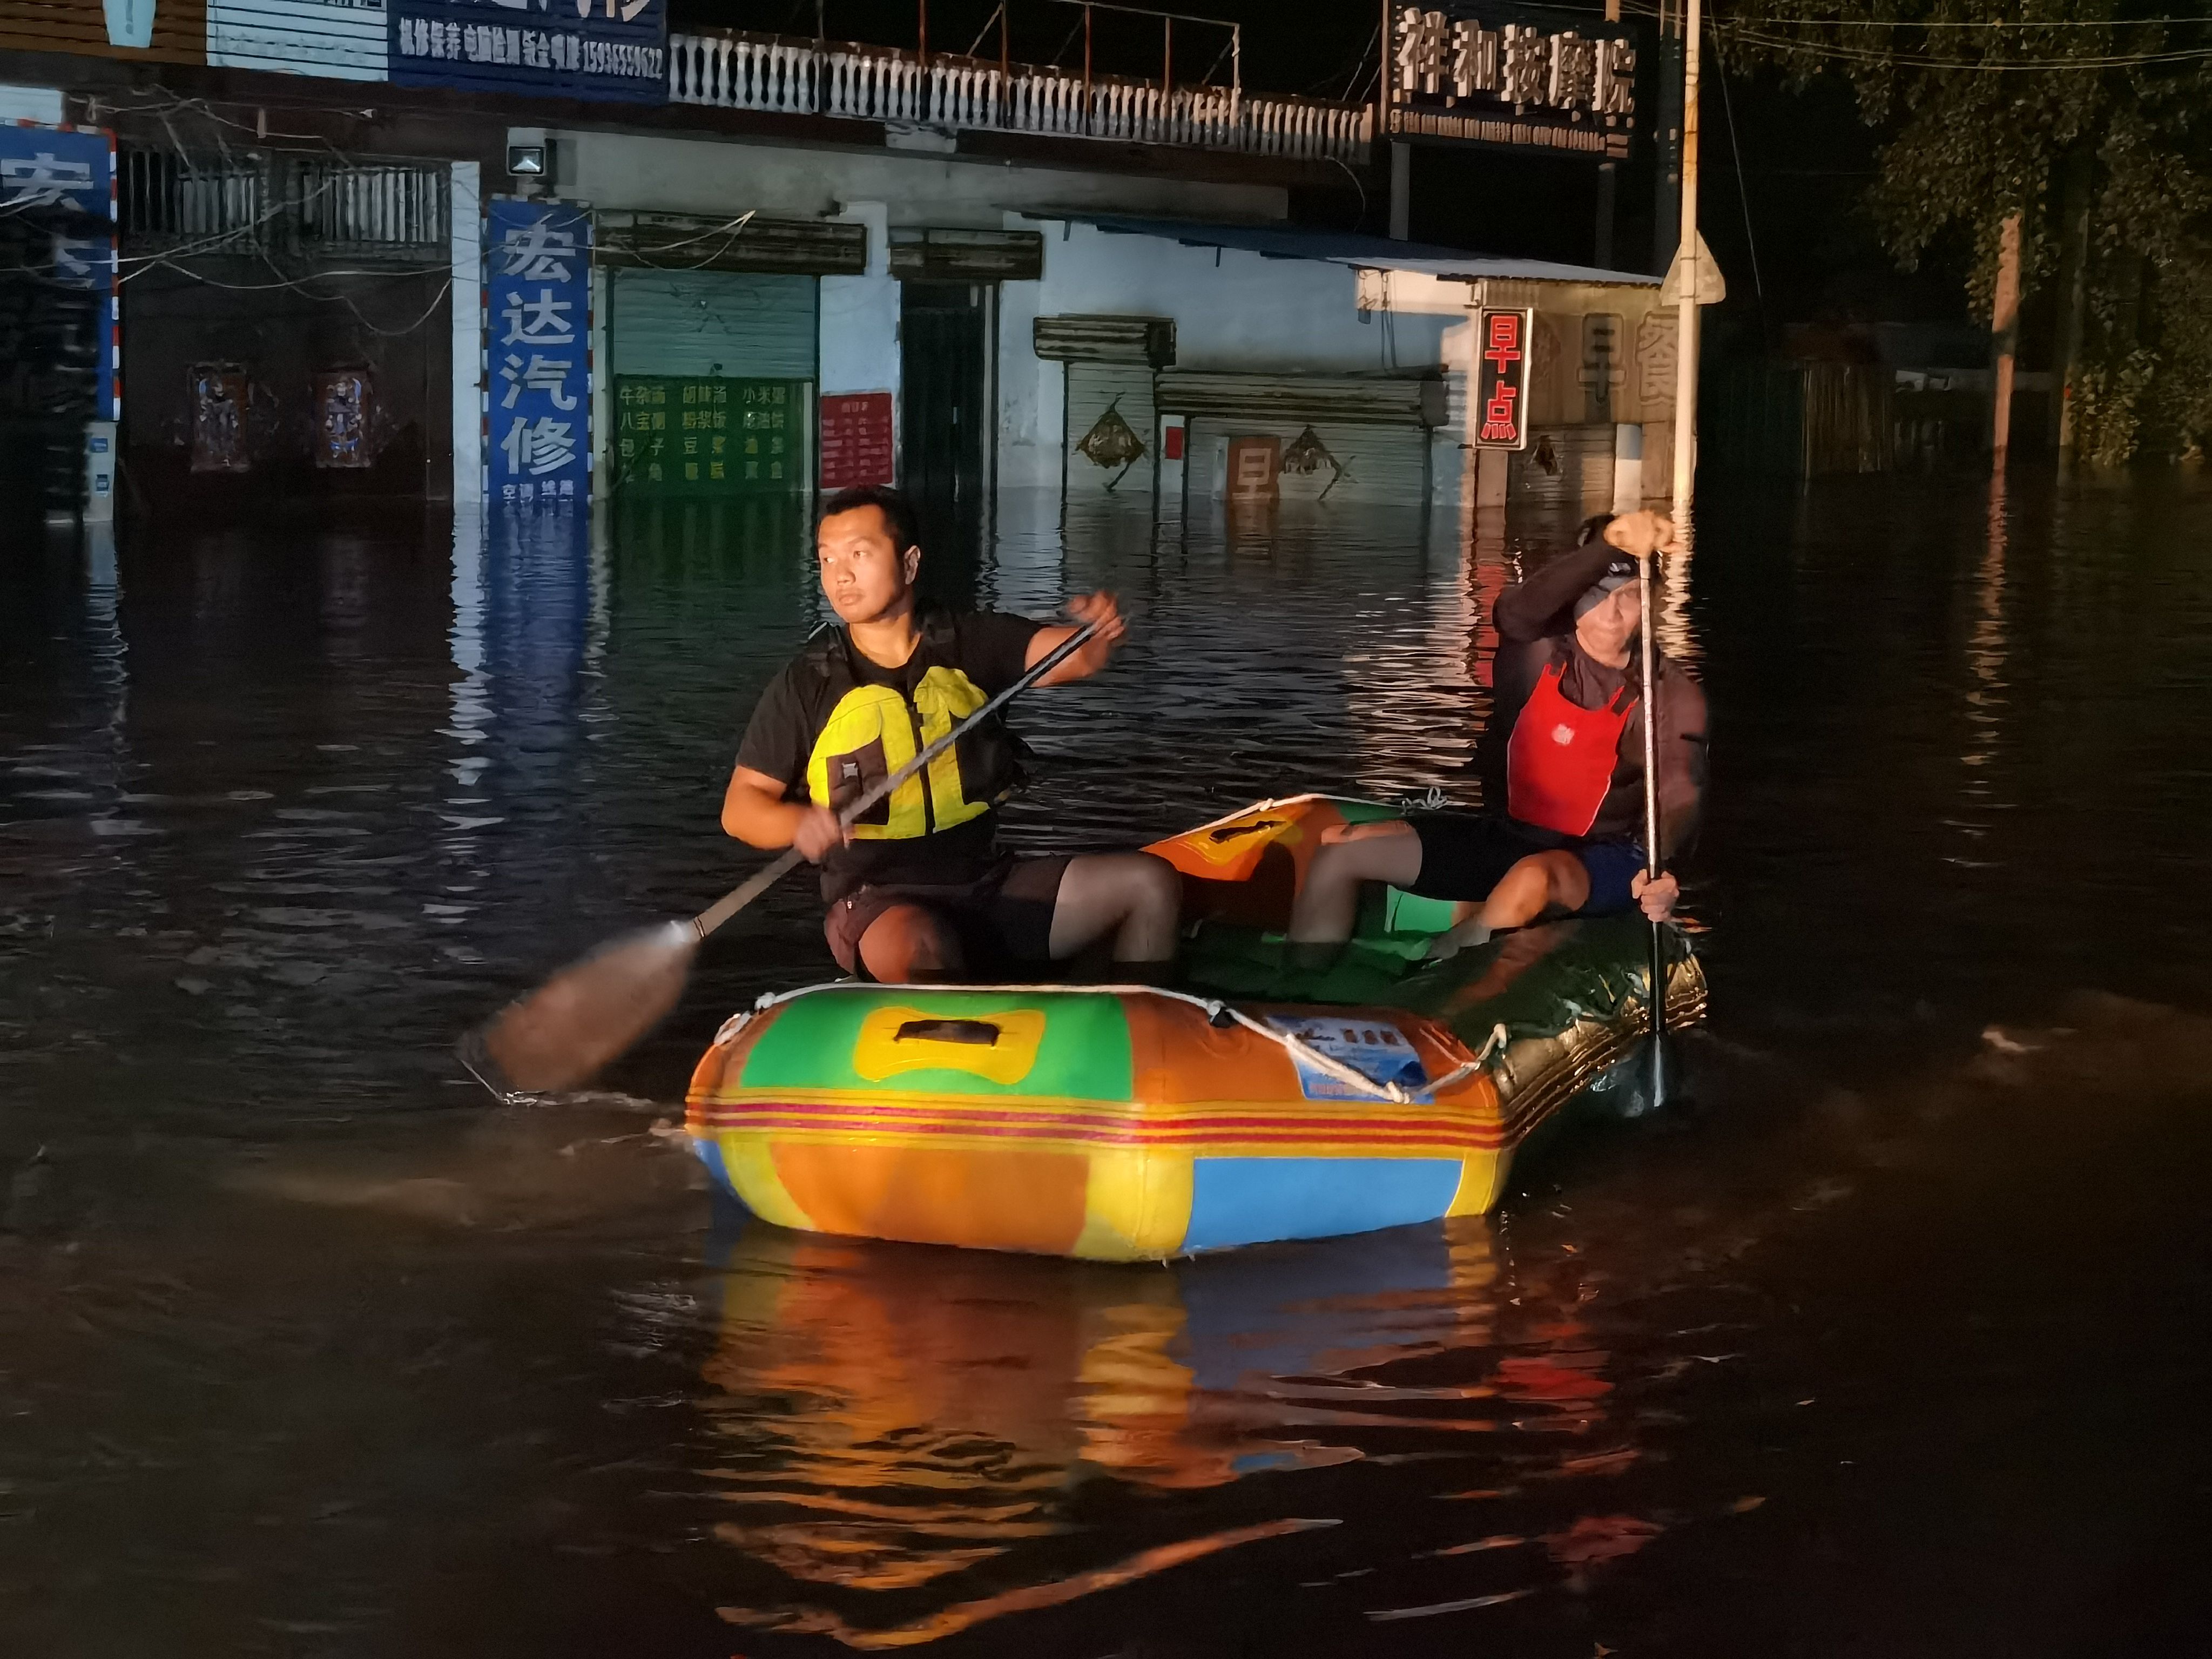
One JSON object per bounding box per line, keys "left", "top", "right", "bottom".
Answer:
{"left": 685, "top": 795, "right": 1706, "bottom": 1260}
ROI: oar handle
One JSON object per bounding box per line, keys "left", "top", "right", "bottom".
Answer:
{"left": 692, "top": 847, "right": 803, "bottom": 939}
{"left": 1634, "top": 545, "right": 1668, "bottom": 1067}
{"left": 687, "top": 615, "right": 1105, "bottom": 945}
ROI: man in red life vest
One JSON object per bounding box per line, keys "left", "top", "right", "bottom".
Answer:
{"left": 1288, "top": 509, "right": 1706, "bottom": 957}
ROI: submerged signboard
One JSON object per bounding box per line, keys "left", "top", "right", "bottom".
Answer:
{"left": 0, "top": 123, "right": 118, "bottom": 421}
{"left": 485, "top": 197, "right": 591, "bottom": 507}
{"left": 1388, "top": 3, "right": 1636, "bottom": 159}
{"left": 392, "top": 0, "right": 667, "bottom": 103}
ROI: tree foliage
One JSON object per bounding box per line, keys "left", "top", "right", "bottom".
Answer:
{"left": 1724, "top": 1, "right": 2212, "bottom": 461}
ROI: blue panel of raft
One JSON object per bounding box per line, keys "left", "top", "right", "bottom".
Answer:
{"left": 1180, "top": 1157, "right": 1465, "bottom": 1252}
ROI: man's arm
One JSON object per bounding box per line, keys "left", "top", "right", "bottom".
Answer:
{"left": 1495, "top": 510, "right": 1680, "bottom": 643}
{"left": 1494, "top": 542, "right": 1620, "bottom": 642}
{"left": 723, "top": 764, "right": 844, "bottom": 862}
{"left": 1023, "top": 591, "right": 1128, "bottom": 685}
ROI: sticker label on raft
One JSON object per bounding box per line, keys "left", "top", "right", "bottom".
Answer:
{"left": 1266, "top": 1016, "right": 1434, "bottom": 1104}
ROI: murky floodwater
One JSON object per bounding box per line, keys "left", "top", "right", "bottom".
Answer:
{"left": 6, "top": 477, "right": 2212, "bottom": 1656}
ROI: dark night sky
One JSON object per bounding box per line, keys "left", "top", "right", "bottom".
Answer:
{"left": 676, "top": 0, "right": 1974, "bottom": 337}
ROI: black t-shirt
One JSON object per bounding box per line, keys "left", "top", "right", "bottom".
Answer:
{"left": 735, "top": 611, "right": 1043, "bottom": 901}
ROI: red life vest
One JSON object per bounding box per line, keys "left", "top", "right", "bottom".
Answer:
{"left": 1507, "top": 659, "right": 1638, "bottom": 837}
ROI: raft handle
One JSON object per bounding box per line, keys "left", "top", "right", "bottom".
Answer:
{"left": 1205, "top": 818, "right": 1284, "bottom": 845}
{"left": 894, "top": 1018, "right": 1001, "bottom": 1048}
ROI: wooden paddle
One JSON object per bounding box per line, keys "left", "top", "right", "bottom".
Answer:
{"left": 459, "top": 616, "right": 1104, "bottom": 1100}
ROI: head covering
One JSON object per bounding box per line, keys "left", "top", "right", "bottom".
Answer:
{"left": 1573, "top": 559, "right": 1640, "bottom": 619}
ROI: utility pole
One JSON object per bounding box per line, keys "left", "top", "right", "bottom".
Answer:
{"left": 1670, "top": 0, "right": 1702, "bottom": 516}
{"left": 1990, "top": 211, "right": 2022, "bottom": 464}
{"left": 1651, "top": 0, "right": 1684, "bottom": 274}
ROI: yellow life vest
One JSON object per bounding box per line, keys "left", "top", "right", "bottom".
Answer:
{"left": 798, "top": 619, "right": 1023, "bottom": 839}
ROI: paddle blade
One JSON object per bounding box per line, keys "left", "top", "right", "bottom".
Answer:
{"left": 461, "top": 920, "right": 698, "bottom": 1098}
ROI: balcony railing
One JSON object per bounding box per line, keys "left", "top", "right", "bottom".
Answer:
{"left": 668, "top": 32, "right": 1373, "bottom": 167}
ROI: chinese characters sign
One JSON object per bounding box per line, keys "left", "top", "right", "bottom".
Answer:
{"left": 819, "top": 392, "right": 893, "bottom": 490}
{"left": 1389, "top": 5, "right": 1634, "bottom": 159}
{"left": 391, "top": 0, "right": 667, "bottom": 103}
{"left": 1474, "top": 307, "right": 1533, "bottom": 450}
{"left": 0, "top": 125, "right": 118, "bottom": 421}
{"left": 485, "top": 197, "right": 590, "bottom": 505}
{"left": 615, "top": 376, "right": 802, "bottom": 494}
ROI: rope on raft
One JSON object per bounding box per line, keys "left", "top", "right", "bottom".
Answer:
{"left": 712, "top": 985, "right": 1512, "bottom": 1105}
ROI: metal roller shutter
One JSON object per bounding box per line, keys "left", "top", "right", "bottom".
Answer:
{"left": 1063, "top": 362, "right": 1155, "bottom": 499}
{"left": 611, "top": 270, "right": 818, "bottom": 495}
{"left": 610, "top": 269, "right": 818, "bottom": 380}
{"left": 1184, "top": 416, "right": 1431, "bottom": 507}
{"left": 1507, "top": 424, "right": 1616, "bottom": 514}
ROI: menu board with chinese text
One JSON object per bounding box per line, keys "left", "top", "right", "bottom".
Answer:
{"left": 615, "top": 376, "right": 807, "bottom": 494}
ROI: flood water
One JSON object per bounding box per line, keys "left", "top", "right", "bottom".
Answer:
{"left": 5, "top": 477, "right": 2212, "bottom": 1655}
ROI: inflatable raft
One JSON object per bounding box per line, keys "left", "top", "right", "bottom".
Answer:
{"left": 685, "top": 795, "right": 1706, "bottom": 1260}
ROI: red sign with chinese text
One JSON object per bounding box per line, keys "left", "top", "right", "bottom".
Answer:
{"left": 1474, "top": 306, "right": 1534, "bottom": 450}
{"left": 819, "top": 391, "right": 895, "bottom": 489}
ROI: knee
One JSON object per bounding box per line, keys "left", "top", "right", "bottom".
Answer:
{"left": 1308, "top": 834, "right": 1379, "bottom": 887}
{"left": 1496, "top": 852, "right": 1580, "bottom": 914}
{"left": 1126, "top": 852, "right": 1182, "bottom": 922}
{"left": 860, "top": 906, "right": 960, "bottom": 979}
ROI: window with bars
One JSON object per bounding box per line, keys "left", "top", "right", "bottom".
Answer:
{"left": 118, "top": 150, "right": 450, "bottom": 258}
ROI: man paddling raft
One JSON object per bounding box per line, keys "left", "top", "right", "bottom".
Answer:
{"left": 721, "top": 484, "right": 1182, "bottom": 984}
{"left": 1289, "top": 508, "right": 1708, "bottom": 959}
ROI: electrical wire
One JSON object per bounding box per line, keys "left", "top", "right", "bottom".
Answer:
{"left": 1717, "top": 12, "right": 2209, "bottom": 26}
{"left": 139, "top": 253, "right": 456, "bottom": 338}
{"left": 1708, "top": 6, "right": 1768, "bottom": 335}
{"left": 1718, "top": 22, "right": 2212, "bottom": 69}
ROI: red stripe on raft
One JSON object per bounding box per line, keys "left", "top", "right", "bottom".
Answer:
{"left": 693, "top": 1110, "right": 1509, "bottom": 1151}
{"left": 694, "top": 1098, "right": 1486, "bottom": 1132}
{"left": 692, "top": 1103, "right": 1498, "bottom": 1139}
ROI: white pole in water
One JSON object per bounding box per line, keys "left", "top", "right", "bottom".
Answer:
{"left": 1670, "top": 0, "right": 1702, "bottom": 517}
{"left": 1638, "top": 548, "right": 1667, "bottom": 1102}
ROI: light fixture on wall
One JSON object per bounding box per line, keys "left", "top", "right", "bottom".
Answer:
{"left": 507, "top": 144, "right": 547, "bottom": 179}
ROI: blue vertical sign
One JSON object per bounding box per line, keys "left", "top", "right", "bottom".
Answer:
{"left": 0, "top": 124, "right": 119, "bottom": 421}
{"left": 485, "top": 197, "right": 591, "bottom": 508}
{"left": 391, "top": 0, "right": 667, "bottom": 104}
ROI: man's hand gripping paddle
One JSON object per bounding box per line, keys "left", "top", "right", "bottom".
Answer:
{"left": 458, "top": 617, "right": 1104, "bottom": 1100}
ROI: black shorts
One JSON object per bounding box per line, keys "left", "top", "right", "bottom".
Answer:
{"left": 824, "top": 854, "right": 1071, "bottom": 980}
{"left": 1402, "top": 812, "right": 1644, "bottom": 919}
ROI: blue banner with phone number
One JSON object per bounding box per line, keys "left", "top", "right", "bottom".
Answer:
{"left": 391, "top": 0, "right": 667, "bottom": 104}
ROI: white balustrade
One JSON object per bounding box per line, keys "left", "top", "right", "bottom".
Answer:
{"left": 666, "top": 31, "right": 1371, "bottom": 165}
{"left": 671, "top": 33, "right": 819, "bottom": 114}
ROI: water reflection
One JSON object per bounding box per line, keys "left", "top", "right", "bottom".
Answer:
{"left": 695, "top": 1215, "right": 1675, "bottom": 1645}
{"left": 9, "top": 477, "right": 2212, "bottom": 1655}
{"left": 1960, "top": 471, "right": 2011, "bottom": 788}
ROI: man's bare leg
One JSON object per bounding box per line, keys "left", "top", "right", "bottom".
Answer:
{"left": 857, "top": 903, "right": 965, "bottom": 982}
{"left": 1430, "top": 850, "right": 1591, "bottom": 960}
{"left": 1048, "top": 852, "right": 1182, "bottom": 972}
{"left": 1286, "top": 819, "right": 1425, "bottom": 964}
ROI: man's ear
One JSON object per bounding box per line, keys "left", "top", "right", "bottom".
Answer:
{"left": 902, "top": 545, "right": 922, "bottom": 585}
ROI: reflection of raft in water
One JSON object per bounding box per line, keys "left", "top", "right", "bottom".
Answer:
{"left": 686, "top": 795, "right": 1707, "bottom": 1260}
